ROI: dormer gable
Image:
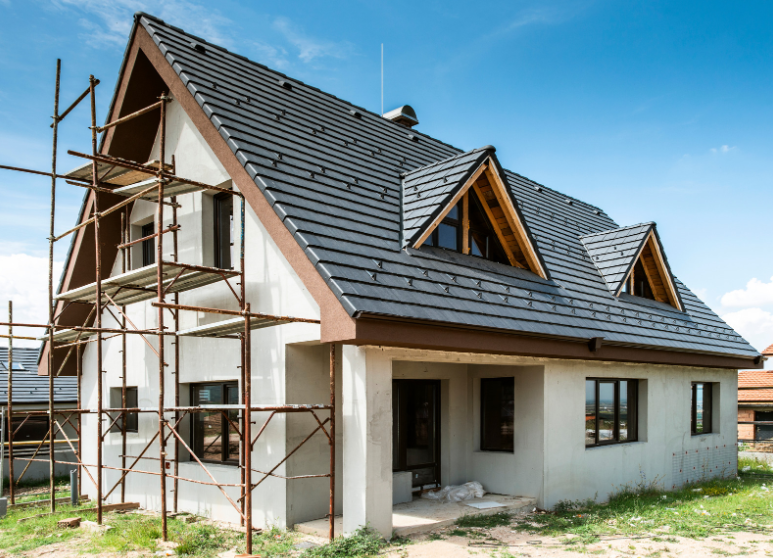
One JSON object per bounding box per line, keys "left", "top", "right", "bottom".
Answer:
{"left": 581, "top": 223, "right": 684, "bottom": 311}
{"left": 402, "top": 146, "right": 548, "bottom": 279}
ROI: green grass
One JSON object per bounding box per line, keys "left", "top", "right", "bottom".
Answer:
{"left": 512, "top": 464, "right": 773, "bottom": 544}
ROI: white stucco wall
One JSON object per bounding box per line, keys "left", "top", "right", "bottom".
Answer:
{"left": 365, "top": 347, "right": 737, "bottom": 513}
{"left": 80, "top": 95, "right": 323, "bottom": 529}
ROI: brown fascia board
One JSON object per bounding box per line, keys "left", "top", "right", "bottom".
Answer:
{"left": 42, "top": 24, "right": 761, "bottom": 373}
{"left": 347, "top": 314, "right": 761, "bottom": 370}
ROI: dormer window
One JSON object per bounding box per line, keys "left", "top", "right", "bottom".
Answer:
{"left": 403, "top": 146, "right": 548, "bottom": 278}
{"left": 624, "top": 259, "right": 654, "bottom": 300}
{"left": 581, "top": 222, "right": 684, "bottom": 311}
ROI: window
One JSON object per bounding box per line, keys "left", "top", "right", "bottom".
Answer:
{"left": 141, "top": 222, "right": 155, "bottom": 266}
{"left": 756, "top": 411, "right": 773, "bottom": 441}
{"left": 5, "top": 416, "right": 50, "bottom": 445}
{"left": 691, "top": 382, "right": 713, "bottom": 435}
{"left": 424, "top": 191, "right": 508, "bottom": 264}
{"left": 424, "top": 205, "right": 460, "bottom": 251}
{"left": 214, "top": 193, "right": 234, "bottom": 269}
{"left": 481, "top": 377, "right": 514, "bottom": 452}
{"left": 623, "top": 259, "right": 655, "bottom": 300}
{"left": 191, "top": 382, "right": 240, "bottom": 464}
{"left": 585, "top": 379, "right": 638, "bottom": 447}
{"left": 468, "top": 191, "right": 508, "bottom": 264}
{"left": 125, "top": 387, "right": 138, "bottom": 433}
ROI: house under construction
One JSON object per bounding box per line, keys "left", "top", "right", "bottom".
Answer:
{"left": 0, "top": 12, "right": 764, "bottom": 554}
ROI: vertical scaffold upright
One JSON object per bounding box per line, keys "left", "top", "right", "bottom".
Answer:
{"left": 0, "top": 60, "right": 337, "bottom": 555}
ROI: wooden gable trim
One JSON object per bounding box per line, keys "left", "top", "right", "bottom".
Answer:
{"left": 619, "top": 230, "right": 683, "bottom": 311}
{"left": 480, "top": 162, "right": 546, "bottom": 278}
{"left": 413, "top": 157, "right": 547, "bottom": 279}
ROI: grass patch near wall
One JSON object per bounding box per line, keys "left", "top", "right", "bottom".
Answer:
{"left": 513, "top": 462, "right": 773, "bottom": 544}
{"left": 301, "top": 526, "right": 388, "bottom": 558}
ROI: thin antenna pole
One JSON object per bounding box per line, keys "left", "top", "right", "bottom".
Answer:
{"left": 381, "top": 43, "right": 384, "bottom": 116}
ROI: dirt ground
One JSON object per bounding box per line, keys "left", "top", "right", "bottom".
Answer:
{"left": 377, "top": 529, "right": 773, "bottom": 557}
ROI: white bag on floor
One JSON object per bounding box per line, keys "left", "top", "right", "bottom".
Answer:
{"left": 422, "top": 481, "right": 486, "bottom": 502}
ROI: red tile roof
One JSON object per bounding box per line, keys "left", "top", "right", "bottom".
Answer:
{"left": 739, "top": 370, "right": 773, "bottom": 402}
{"left": 763, "top": 343, "right": 773, "bottom": 356}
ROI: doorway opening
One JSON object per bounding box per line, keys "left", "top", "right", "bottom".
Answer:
{"left": 392, "top": 379, "right": 440, "bottom": 488}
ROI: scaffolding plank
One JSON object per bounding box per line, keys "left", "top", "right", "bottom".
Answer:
{"left": 64, "top": 160, "right": 169, "bottom": 187}
{"left": 177, "top": 316, "right": 293, "bottom": 338}
{"left": 112, "top": 177, "right": 206, "bottom": 200}
{"left": 55, "top": 263, "right": 239, "bottom": 305}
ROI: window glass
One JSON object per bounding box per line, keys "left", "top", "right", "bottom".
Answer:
{"left": 598, "top": 382, "right": 615, "bottom": 442}
{"left": 437, "top": 223, "right": 458, "bottom": 250}
{"left": 141, "top": 222, "right": 155, "bottom": 266}
{"left": 214, "top": 193, "right": 234, "bottom": 269}
{"left": 125, "top": 387, "right": 138, "bottom": 433}
{"left": 586, "top": 379, "right": 638, "bottom": 447}
{"left": 191, "top": 383, "right": 239, "bottom": 464}
{"left": 691, "top": 382, "right": 713, "bottom": 435}
{"left": 446, "top": 206, "right": 459, "bottom": 220}
{"left": 585, "top": 380, "right": 596, "bottom": 446}
{"left": 756, "top": 411, "right": 773, "bottom": 441}
{"left": 481, "top": 377, "right": 515, "bottom": 452}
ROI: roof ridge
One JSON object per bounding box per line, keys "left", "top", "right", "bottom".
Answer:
{"left": 579, "top": 221, "right": 656, "bottom": 240}
{"left": 402, "top": 145, "right": 494, "bottom": 178}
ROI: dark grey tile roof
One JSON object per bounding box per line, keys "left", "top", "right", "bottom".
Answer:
{"left": 0, "top": 347, "right": 41, "bottom": 373}
{"left": 402, "top": 146, "right": 492, "bottom": 247}
{"left": 136, "top": 13, "right": 759, "bottom": 360}
{"left": 0, "top": 372, "right": 77, "bottom": 405}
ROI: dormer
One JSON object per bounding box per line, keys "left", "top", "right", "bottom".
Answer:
{"left": 402, "top": 146, "right": 548, "bottom": 279}
{"left": 581, "top": 223, "right": 684, "bottom": 311}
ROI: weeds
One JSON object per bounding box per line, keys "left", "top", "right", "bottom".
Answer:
{"left": 302, "top": 526, "right": 386, "bottom": 558}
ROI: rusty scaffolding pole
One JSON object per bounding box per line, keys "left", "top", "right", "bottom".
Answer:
{"left": 0, "top": 60, "right": 336, "bottom": 555}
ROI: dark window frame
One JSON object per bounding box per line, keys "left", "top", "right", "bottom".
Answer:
{"left": 480, "top": 376, "right": 515, "bottom": 452}
{"left": 213, "top": 192, "right": 234, "bottom": 270}
{"left": 585, "top": 378, "right": 638, "bottom": 448}
{"left": 190, "top": 382, "right": 240, "bottom": 465}
{"left": 690, "top": 382, "right": 713, "bottom": 435}
{"left": 141, "top": 222, "right": 155, "bottom": 267}
{"left": 424, "top": 206, "right": 461, "bottom": 252}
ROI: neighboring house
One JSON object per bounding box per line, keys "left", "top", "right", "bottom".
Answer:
{"left": 1, "top": 347, "right": 78, "bottom": 482}
{"left": 738, "top": 343, "right": 773, "bottom": 444}
{"left": 42, "top": 13, "right": 761, "bottom": 537}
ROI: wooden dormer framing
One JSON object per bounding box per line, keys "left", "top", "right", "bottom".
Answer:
{"left": 620, "top": 230, "right": 683, "bottom": 311}
{"left": 413, "top": 157, "right": 547, "bottom": 279}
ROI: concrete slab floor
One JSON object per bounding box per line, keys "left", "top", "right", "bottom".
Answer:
{"left": 295, "top": 494, "right": 537, "bottom": 538}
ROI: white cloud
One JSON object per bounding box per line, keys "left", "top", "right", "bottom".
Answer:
{"left": 0, "top": 254, "right": 64, "bottom": 347}
{"left": 710, "top": 145, "right": 736, "bottom": 155}
{"left": 720, "top": 276, "right": 773, "bottom": 308}
{"left": 52, "top": 0, "right": 235, "bottom": 49}
{"left": 252, "top": 41, "right": 290, "bottom": 70}
{"left": 272, "top": 17, "right": 353, "bottom": 63}
{"left": 721, "top": 308, "right": 773, "bottom": 353}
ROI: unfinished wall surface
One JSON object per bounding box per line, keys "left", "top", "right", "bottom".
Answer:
{"left": 541, "top": 360, "right": 737, "bottom": 508}
{"left": 80, "top": 96, "right": 322, "bottom": 529}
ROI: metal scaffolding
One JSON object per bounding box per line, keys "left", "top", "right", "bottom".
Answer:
{"left": 0, "top": 60, "right": 336, "bottom": 553}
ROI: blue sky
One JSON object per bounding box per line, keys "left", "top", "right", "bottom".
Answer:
{"left": 0, "top": 0, "right": 771, "bottom": 351}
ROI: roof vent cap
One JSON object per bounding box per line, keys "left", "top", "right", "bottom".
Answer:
{"left": 383, "top": 105, "right": 418, "bottom": 127}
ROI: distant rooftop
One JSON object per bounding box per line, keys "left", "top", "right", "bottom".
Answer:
{"left": 0, "top": 346, "right": 40, "bottom": 373}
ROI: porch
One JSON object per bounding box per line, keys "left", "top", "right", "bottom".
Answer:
{"left": 296, "top": 493, "right": 536, "bottom": 538}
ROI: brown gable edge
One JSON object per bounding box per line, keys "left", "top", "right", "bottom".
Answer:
{"left": 42, "top": 16, "right": 761, "bottom": 373}
{"left": 413, "top": 155, "right": 548, "bottom": 279}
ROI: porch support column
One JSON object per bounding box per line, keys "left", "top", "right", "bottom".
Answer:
{"left": 342, "top": 345, "right": 392, "bottom": 539}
